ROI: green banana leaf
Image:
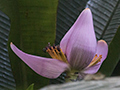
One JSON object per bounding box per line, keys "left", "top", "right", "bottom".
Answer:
{"left": 0, "top": 0, "right": 58, "bottom": 90}
{"left": 86, "top": 0, "right": 120, "bottom": 44}
{"left": 0, "top": 10, "right": 16, "bottom": 90}
{"left": 100, "top": 26, "right": 120, "bottom": 76}
{"left": 26, "top": 83, "right": 34, "bottom": 90}
{"left": 55, "top": 0, "right": 89, "bottom": 45}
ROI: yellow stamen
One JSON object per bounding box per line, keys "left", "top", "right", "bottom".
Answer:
{"left": 51, "top": 47, "right": 59, "bottom": 59}
{"left": 55, "top": 47, "right": 63, "bottom": 61}
{"left": 46, "top": 48, "right": 57, "bottom": 59}
{"left": 46, "top": 44, "right": 68, "bottom": 64}
{"left": 59, "top": 48, "right": 68, "bottom": 63}
{"left": 87, "top": 54, "right": 102, "bottom": 68}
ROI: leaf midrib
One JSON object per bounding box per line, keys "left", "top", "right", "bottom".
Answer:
{"left": 100, "top": 0, "right": 120, "bottom": 39}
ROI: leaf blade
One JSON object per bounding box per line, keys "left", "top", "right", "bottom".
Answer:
{"left": 0, "top": 10, "right": 16, "bottom": 90}
{"left": 99, "top": 26, "right": 120, "bottom": 76}
{"left": 86, "top": 0, "right": 120, "bottom": 44}
{"left": 26, "top": 83, "right": 34, "bottom": 90}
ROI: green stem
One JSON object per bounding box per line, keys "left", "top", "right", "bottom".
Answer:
{"left": 65, "top": 69, "right": 79, "bottom": 82}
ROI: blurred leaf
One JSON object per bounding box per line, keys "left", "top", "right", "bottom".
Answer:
{"left": 100, "top": 26, "right": 120, "bottom": 76}
{"left": 0, "top": 0, "right": 23, "bottom": 89}
{"left": 26, "top": 83, "right": 34, "bottom": 90}
{"left": 86, "top": 0, "right": 120, "bottom": 44}
{"left": 0, "top": 10, "right": 16, "bottom": 90}
{"left": 0, "top": 0, "right": 58, "bottom": 90}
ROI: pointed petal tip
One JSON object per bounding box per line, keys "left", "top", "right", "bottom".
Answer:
{"left": 10, "top": 42, "right": 14, "bottom": 48}
{"left": 82, "top": 8, "right": 92, "bottom": 18}
{"left": 10, "top": 42, "right": 14, "bottom": 49}
{"left": 84, "top": 8, "right": 90, "bottom": 10}
{"left": 10, "top": 42, "right": 14, "bottom": 50}
{"left": 83, "top": 8, "right": 91, "bottom": 13}
{"left": 10, "top": 42, "right": 13, "bottom": 45}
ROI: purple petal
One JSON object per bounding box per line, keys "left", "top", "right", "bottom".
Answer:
{"left": 60, "top": 8, "right": 97, "bottom": 69}
{"left": 10, "top": 43, "right": 69, "bottom": 78}
{"left": 95, "top": 40, "right": 108, "bottom": 62}
{"left": 82, "top": 40, "right": 108, "bottom": 74}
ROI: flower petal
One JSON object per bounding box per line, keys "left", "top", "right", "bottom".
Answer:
{"left": 10, "top": 43, "right": 69, "bottom": 78}
{"left": 82, "top": 40, "right": 108, "bottom": 74}
{"left": 96, "top": 40, "right": 108, "bottom": 62}
{"left": 60, "top": 8, "right": 97, "bottom": 69}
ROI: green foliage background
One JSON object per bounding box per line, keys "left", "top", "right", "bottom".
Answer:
{"left": 100, "top": 26, "right": 120, "bottom": 76}
{"left": 0, "top": 0, "right": 58, "bottom": 89}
